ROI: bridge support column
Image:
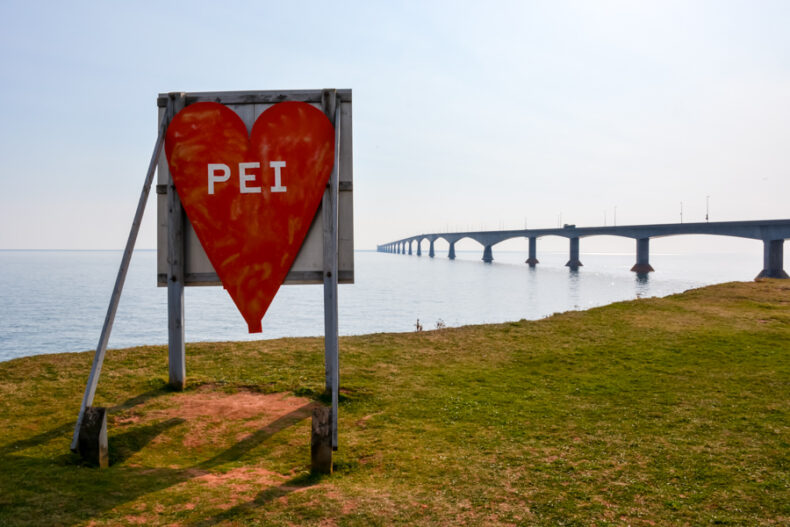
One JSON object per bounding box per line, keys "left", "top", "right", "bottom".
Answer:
{"left": 482, "top": 245, "right": 493, "bottom": 263}
{"left": 525, "top": 237, "right": 539, "bottom": 266}
{"left": 429, "top": 240, "right": 435, "bottom": 258}
{"left": 448, "top": 242, "right": 456, "bottom": 259}
{"left": 417, "top": 241, "right": 422, "bottom": 256}
{"left": 756, "top": 239, "right": 789, "bottom": 279}
{"left": 630, "top": 238, "right": 654, "bottom": 274}
{"left": 565, "top": 237, "right": 582, "bottom": 269}
{"left": 408, "top": 241, "right": 412, "bottom": 255}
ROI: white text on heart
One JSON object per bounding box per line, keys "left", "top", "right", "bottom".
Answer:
{"left": 207, "top": 162, "right": 287, "bottom": 195}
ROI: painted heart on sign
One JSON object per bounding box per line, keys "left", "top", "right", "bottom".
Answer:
{"left": 165, "top": 101, "right": 335, "bottom": 333}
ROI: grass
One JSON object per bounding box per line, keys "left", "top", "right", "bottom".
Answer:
{"left": 0, "top": 280, "right": 788, "bottom": 526}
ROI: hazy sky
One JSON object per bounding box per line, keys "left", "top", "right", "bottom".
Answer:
{"left": 1, "top": 0, "right": 788, "bottom": 254}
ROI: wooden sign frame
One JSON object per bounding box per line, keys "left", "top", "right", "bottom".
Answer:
{"left": 154, "top": 89, "right": 354, "bottom": 286}
{"left": 72, "top": 89, "right": 351, "bottom": 459}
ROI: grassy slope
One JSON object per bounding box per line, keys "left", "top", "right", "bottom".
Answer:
{"left": 0, "top": 280, "right": 788, "bottom": 526}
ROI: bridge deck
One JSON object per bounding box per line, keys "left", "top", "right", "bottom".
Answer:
{"left": 378, "top": 219, "right": 790, "bottom": 279}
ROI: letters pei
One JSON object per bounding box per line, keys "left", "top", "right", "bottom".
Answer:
{"left": 207, "top": 162, "right": 287, "bottom": 195}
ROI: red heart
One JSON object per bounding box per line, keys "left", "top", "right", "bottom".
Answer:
{"left": 165, "top": 101, "right": 334, "bottom": 333}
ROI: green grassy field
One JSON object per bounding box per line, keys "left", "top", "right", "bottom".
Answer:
{"left": 0, "top": 280, "right": 788, "bottom": 526}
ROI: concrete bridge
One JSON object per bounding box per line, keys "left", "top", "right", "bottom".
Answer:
{"left": 377, "top": 219, "right": 790, "bottom": 279}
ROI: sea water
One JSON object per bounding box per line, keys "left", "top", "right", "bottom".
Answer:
{"left": 0, "top": 249, "right": 765, "bottom": 362}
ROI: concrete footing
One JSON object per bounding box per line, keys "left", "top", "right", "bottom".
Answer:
{"left": 311, "top": 407, "right": 333, "bottom": 474}
{"left": 756, "top": 239, "right": 789, "bottom": 279}
{"left": 78, "top": 406, "right": 108, "bottom": 468}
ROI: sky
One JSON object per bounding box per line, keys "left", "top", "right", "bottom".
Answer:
{"left": 1, "top": 0, "right": 788, "bottom": 255}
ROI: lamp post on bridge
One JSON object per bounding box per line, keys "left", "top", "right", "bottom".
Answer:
{"left": 706, "top": 195, "right": 710, "bottom": 222}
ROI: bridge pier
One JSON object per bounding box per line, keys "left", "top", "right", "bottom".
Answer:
{"left": 565, "top": 237, "right": 582, "bottom": 269}
{"left": 417, "top": 241, "right": 422, "bottom": 256}
{"left": 408, "top": 241, "right": 412, "bottom": 255}
{"left": 429, "top": 240, "right": 435, "bottom": 258}
{"left": 482, "top": 245, "right": 493, "bottom": 263}
{"left": 525, "top": 237, "right": 539, "bottom": 266}
{"left": 757, "top": 239, "right": 788, "bottom": 279}
{"left": 630, "top": 237, "right": 654, "bottom": 274}
{"left": 448, "top": 242, "right": 456, "bottom": 259}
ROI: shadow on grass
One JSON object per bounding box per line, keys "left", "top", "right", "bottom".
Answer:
{"left": 197, "top": 402, "right": 316, "bottom": 469}
{"left": 193, "top": 472, "right": 326, "bottom": 527}
{"left": 109, "top": 417, "right": 185, "bottom": 465}
{"left": 0, "top": 389, "right": 319, "bottom": 527}
{"left": 0, "top": 387, "right": 168, "bottom": 457}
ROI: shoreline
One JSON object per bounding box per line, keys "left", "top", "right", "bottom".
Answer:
{"left": 0, "top": 277, "right": 768, "bottom": 364}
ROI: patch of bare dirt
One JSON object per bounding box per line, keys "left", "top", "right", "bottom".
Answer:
{"left": 115, "top": 388, "right": 316, "bottom": 449}
{"left": 151, "top": 390, "right": 312, "bottom": 422}
{"left": 193, "top": 466, "right": 283, "bottom": 490}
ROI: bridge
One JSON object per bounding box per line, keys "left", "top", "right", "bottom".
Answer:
{"left": 377, "top": 219, "right": 790, "bottom": 279}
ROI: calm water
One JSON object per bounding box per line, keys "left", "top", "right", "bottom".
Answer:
{"left": 0, "top": 248, "right": 765, "bottom": 362}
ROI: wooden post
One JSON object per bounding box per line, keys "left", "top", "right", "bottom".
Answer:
{"left": 322, "top": 89, "right": 341, "bottom": 451}
{"left": 167, "top": 93, "right": 187, "bottom": 390}
{"left": 311, "top": 406, "right": 333, "bottom": 474}
{"left": 70, "top": 100, "right": 172, "bottom": 453}
{"left": 78, "top": 407, "right": 108, "bottom": 468}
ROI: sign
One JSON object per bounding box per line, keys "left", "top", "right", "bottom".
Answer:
{"left": 71, "top": 89, "right": 350, "bottom": 460}
{"left": 155, "top": 90, "right": 354, "bottom": 316}
{"left": 164, "top": 101, "right": 334, "bottom": 332}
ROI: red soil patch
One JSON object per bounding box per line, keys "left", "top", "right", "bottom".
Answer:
{"left": 192, "top": 466, "right": 283, "bottom": 489}
{"left": 117, "top": 388, "right": 316, "bottom": 449}
{"left": 150, "top": 389, "right": 312, "bottom": 421}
